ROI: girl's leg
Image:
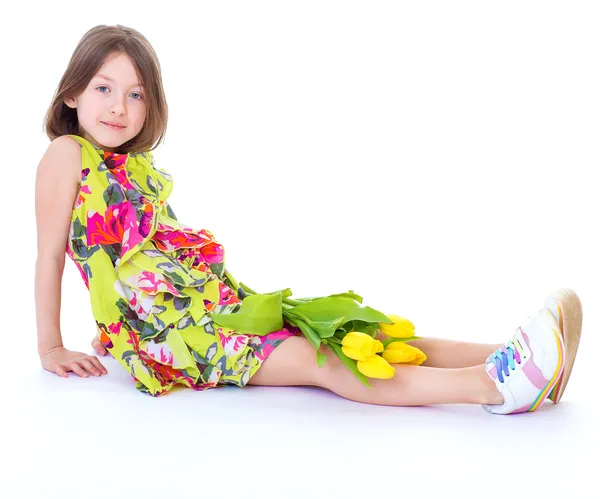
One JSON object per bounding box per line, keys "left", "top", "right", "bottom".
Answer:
{"left": 374, "top": 331, "right": 503, "bottom": 369}
{"left": 247, "top": 336, "right": 504, "bottom": 407}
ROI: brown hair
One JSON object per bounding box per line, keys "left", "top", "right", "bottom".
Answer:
{"left": 43, "top": 24, "right": 168, "bottom": 154}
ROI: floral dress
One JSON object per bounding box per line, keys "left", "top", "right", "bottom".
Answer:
{"left": 65, "top": 134, "right": 301, "bottom": 396}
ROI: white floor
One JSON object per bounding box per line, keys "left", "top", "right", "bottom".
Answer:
{"left": 4, "top": 339, "right": 598, "bottom": 499}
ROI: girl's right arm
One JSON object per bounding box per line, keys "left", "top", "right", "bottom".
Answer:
{"left": 35, "top": 136, "right": 107, "bottom": 378}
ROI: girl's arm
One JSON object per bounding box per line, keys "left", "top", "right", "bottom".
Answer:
{"left": 35, "top": 136, "right": 82, "bottom": 356}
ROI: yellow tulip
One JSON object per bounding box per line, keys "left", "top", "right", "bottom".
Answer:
{"left": 357, "top": 354, "right": 395, "bottom": 379}
{"left": 381, "top": 342, "right": 427, "bottom": 366}
{"left": 378, "top": 314, "right": 416, "bottom": 339}
{"left": 407, "top": 349, "right": 427, "bottom": 366}
{"left": 342, "top": 332, "right": 384, "bottom": 361}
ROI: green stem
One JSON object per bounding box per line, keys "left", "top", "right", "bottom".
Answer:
{"left": 238, "top": 282, "right": 258, "bottom": 295}
{"left": 283, "top": 297, "right": 303, "bottom": 306}
{"left": 289, "top": 318, "right": 322, "bottom": 352}
{"left": 223, "top": 269, "right": 242, "bottom": 295}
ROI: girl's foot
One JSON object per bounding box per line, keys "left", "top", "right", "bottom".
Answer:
{"left": 482, "top": 308, "right": 565, "bottom": 415}
{"left": 543, "top": 289, "right": 583, "bottom": 403}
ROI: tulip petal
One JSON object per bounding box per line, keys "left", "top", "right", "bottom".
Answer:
{"left": 379, "top": 314, "right": 416, "bottom": 339}
{"left": 342, "top": 345, "right": 370, "bottom": 362}
{"left": 357, "top": 354, "right": 395, "bottom": 379}
{"left": 407, "top": 350, "right": 427, "bottom": 366}
{"left": 381, "top": 342, "right": 427, "bottom": 365}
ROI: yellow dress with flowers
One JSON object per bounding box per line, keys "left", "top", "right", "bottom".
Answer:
{"left": 65, "top": 134, "right": 303, "bottom": 396}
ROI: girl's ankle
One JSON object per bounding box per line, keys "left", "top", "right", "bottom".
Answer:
{"left": 479, "top": 365, "right": 504, "bottom": 405}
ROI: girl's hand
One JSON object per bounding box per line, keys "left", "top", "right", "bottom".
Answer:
{"left": 40, "top": 346, "right": 108, "bottom": 378}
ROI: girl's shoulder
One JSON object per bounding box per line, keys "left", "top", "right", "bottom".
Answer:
{"left": 42, "top": 135, "right": 83, "bottom": 187}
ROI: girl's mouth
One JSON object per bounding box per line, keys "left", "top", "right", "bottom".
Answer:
{"left": 102, "top": 122, "right": 125, "bottom": 130}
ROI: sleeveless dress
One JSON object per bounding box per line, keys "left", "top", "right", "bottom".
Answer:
{"left": 65, "top": 134, "right": 302, "bottom": 397}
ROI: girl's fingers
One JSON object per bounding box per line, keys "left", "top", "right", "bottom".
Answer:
{"left": 78, "top": 359, "right": 101, "bottom": 377}
{"left": 69, "top": 362, "right": 89, "bottom": 378}
{"left": 90, "top": 357, "right": 108, "bottom": 375}
{"left": 55, "top": 366, "right": 68, "bottom": 378}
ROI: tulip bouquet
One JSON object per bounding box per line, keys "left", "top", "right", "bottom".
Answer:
{"left": 207, "top": 270, "right": 427, "bottom": 388}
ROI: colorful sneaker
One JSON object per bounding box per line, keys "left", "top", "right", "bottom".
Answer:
{"left": 482, "top": 308, "right": 565, "bottom": 415}
{"left": 544, "top": 289, "right": 583, "bottom": 403}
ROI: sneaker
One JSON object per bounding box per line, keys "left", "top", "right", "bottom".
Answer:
{"left": 482, "top": 308, "right": 565, "bottom": 415}
{"left": 544, "top": 289, "right": 583, "bottom": 403}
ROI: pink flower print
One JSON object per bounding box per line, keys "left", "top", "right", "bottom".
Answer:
{"left": 219, "top": 331, "right": 249, "bottom": 356}
{"left": 87, "top": 201, "right": 138, "bottom": 245}
{"left": 253, "top": 328, "right": 299, "bottom": 361}
{"left": 128, "top": 270, "right": 181, "bottom": 295}
{"left": 75, "top": 184, "right": 91, "bottom": 208}
{"left": 143, "top": 339, "right": 175, "bottom": 366}
{"left": 104, "top": 153, "right": 136, "bottom": 190}
{"left": 108, "top": 321, "right": 124, "bottom": 335}
{"left": 127, "top": 288, "right": 155, "bottom": 320}
{"left": 126, "top": 329, "right": 141, "bottom": 352}
{"left": 152, "top": 224, "right": 225, "bottom": 264}
{"left": 218, "top": 281, "right": 241, "bottom": 306}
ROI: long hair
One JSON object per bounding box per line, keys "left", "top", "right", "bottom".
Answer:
{"left": 43, "top": 24, "right": 168, "bottom": 154}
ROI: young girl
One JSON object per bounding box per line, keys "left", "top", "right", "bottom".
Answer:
{"left": 35, "top": 24, "right": 584, "bottom": 415}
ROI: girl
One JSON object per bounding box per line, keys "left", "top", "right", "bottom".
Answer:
{"left": 36, "top": 24, "right": 583, "bottom": 415}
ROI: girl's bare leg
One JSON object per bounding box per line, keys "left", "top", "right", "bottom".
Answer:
{"left": 374, "top": 331, "right": 503, "bottom": 369}
{"left": 248, "top": 336, "right": 504, "bottom": 407}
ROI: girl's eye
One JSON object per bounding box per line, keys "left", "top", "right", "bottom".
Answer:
{"left": 96, "top": 86, "right": 143, "bottom": 100}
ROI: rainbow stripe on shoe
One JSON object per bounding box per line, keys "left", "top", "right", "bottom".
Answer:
{"left": 482, "top": 309, "right": 565, "bottom": 415}
{"left": 548, "top": 304, "right": 564, "bottom": 403}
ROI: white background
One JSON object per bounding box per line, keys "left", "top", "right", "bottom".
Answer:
{"left": 1, "top": 1, "right": 599, "bottom": 498}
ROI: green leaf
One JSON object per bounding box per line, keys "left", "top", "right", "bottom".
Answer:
{"left": 292, "top": 295, "right": 392, "bottom": 325}
{"left": 317, "top": 351, "right": 327, "bottom": 367}
{"left": 288, "top": 317, "right": 322, "bottom": 352}
{"left": 283, "top": 307, "right": 348, "bottom": 339}
{"left": 208, "top": 292, "right": 284, "bottom": 335}
{"left": 293, "top": 290, "right": 364, "bottom": 304}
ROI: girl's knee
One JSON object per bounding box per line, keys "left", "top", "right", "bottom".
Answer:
{"left": 248, "top": 336, "right": 324, "bottom": 387}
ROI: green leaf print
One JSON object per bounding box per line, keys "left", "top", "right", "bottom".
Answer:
{"left": 116, "top": 298, "right": 141, "bottom": 322}
{"left": 72, "top": 218, "right": 85, "bottom": 238}
{"left": 140, "top": 321, "right": 162, "bottom": 341}
{"left": 103, "top": 184, "right": 125, "bottom": 206}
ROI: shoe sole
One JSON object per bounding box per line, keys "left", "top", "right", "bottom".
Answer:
{"left": 522, "top": 309, "right": 566, "bottom": 412}
{"left": 547, "top": 288, "right": 583, "bottom": 403}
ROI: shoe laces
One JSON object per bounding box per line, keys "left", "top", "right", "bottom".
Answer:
{"left": 488, "top": 336, "right": 525, "bottom": 383}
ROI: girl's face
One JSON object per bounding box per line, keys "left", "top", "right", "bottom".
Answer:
{"left": 64, "top": 52, "right": 147, "bottom": 152}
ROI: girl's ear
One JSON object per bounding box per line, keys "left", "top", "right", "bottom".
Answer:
{"left": 64, "top": 97, "right": 76, "bottom": 108}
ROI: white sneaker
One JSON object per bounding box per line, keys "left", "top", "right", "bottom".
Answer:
{"left": 543, "top": 289, "right": 583, "bottom": 403}
{"left": 482, "top": 308, "right": 565, "bottom": 415}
